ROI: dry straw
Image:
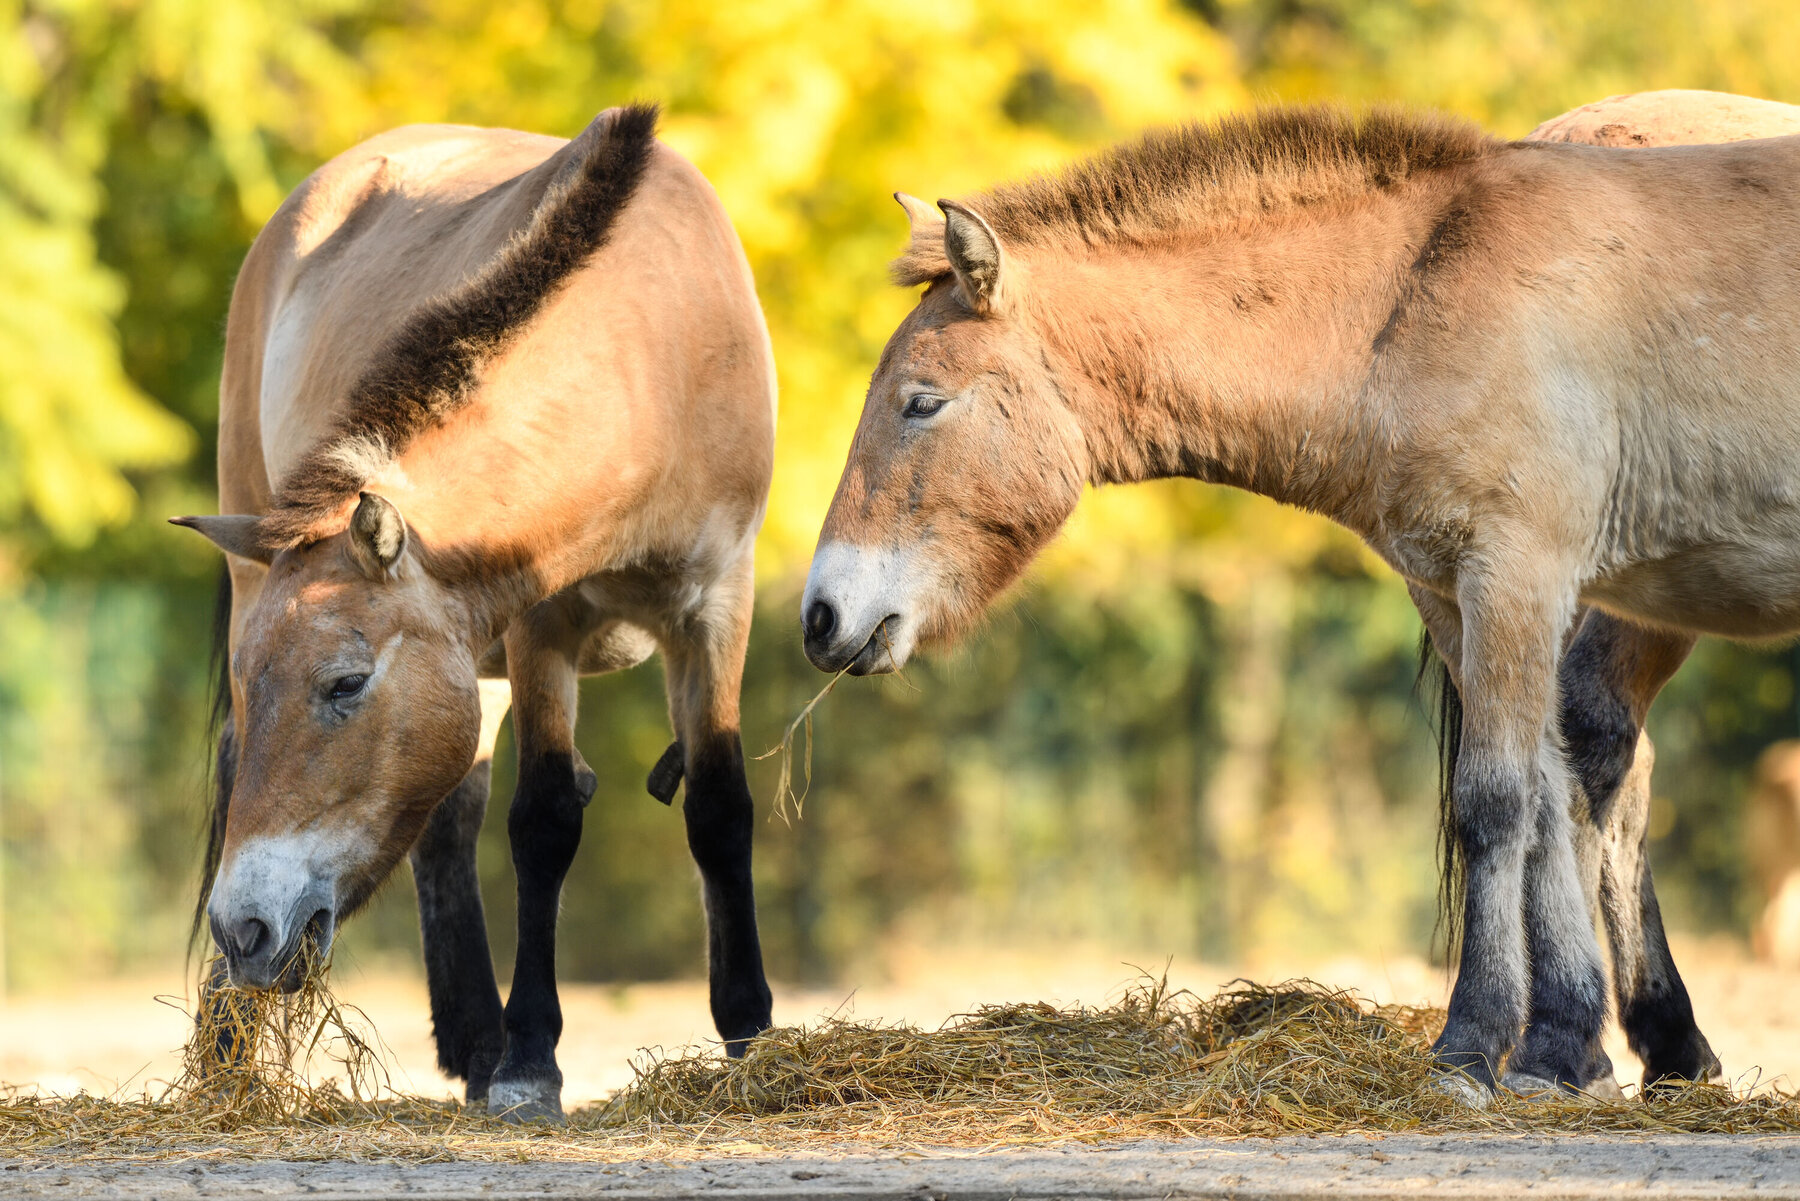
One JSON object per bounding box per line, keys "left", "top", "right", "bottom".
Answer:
{"left": 170, "top": 950, "right": 387, "bottom": 1124}
{"left": 4, "top": 972, "right": 1798, "bottom": 1164}
{"left": 755, "top": 620, "right": 904, "bottom": 824}
{"left": 753, "top": 664, "right": 848, "bottom": 824}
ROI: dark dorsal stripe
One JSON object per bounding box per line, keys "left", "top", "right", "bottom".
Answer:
{"left": 263, "top": 103, "right": 661, "bottom": 547}
{"left": 892, "top": 105, "right": 1498, "bottom": 285}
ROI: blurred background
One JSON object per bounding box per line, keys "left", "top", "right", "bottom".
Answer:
{"left": 5, "top": 0, "right": 1800, "bottom": 1079}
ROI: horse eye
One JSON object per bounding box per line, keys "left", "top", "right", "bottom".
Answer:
{"left": 903, "top": 393, "right": 947, "bottom": 418}
{"left": 329, "top": 674, "right": 368, "bottom": 700}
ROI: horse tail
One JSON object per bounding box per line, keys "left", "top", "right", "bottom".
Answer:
{"left": 1417, "top": 632, "right": 1465, "bottom": 964}
{"left": 191, "top": 565, "right": 235, "bottom": 956}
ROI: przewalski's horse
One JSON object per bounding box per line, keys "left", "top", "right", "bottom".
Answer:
{"left": 173, "top": 104, "right": 777, "bottom": 1120}
{"left": 1432, "top": 89, "right": 1800, "bottom": 1092}
{"left": 803, "top": 103, "right": 1800, "bottom": 1099}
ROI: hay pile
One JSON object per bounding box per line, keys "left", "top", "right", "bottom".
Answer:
{"left": 2, "top": 974, "right": 1797, "bottom": 1163}
{"left": 595, "top": 977, "right": 1800, "bottom": 1142}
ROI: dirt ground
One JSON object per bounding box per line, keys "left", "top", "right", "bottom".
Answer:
{"left": 2, "top": 936, "right": 1796, "bottom": 1198}
{"left": 1, "top": 933, "right": 1794, "bottom": 1104}
{"left": 5, "top": 1134, "right": 1800, "bottom": 1199}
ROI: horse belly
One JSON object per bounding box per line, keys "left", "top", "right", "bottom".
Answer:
{"left": 1586, "top": 536, "right": 1800, "bottom": 638}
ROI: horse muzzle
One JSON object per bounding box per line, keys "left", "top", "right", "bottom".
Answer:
{"left": 211, "top": 901, "right": 335, "bottom": 992}
{"left": 207, "top": 835, "right": 342, "bottom": 991}
{"left": 801, "top": 541, "right": 925, "bottom": 674}
{"left": 802, "top": 601, "right": 906, "bottom": 675}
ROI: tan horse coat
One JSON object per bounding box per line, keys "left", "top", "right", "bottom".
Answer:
{"left": 180, "top": 107, "right": 776, "bottom": 1117}
{"left": 806, "top": 97, "right": 1800, "bottom": 1094}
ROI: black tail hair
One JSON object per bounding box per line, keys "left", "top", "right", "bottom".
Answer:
{"left": 1416, "top": 631, "right": 1465, "bottom": 964}
{"left": 190, "top": 566, "right": 234, "bottom": 956}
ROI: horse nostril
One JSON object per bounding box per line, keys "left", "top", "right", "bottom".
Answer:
{"left": 231, "top": 916, "right": 270, "bottom": 961}
{"left": 804, "top": 600, "right": 837, "bottom": 644}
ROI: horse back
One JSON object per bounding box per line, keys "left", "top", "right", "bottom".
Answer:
{"left": 219, "top": 112, "right": 775, "bottom": 590}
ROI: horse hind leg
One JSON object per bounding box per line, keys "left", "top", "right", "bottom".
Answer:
{"left": 409, "top": 678, "right": 511, "bottom": 1104}
{"left": 1601, "top": 733, "right": 1722, "bottom": 1086}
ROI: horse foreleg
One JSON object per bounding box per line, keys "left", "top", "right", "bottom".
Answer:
{"left": 661, "top": 561, "right": 773, "bottom": 1055}
{"left": 409, "top": 678, "right": 511, "bottom": 1103}
{"left": 1503, "top": 756, "right": 1616, "bottom": 1093}
{"left": 488, "top": 615, "right": 589, "bottom": 1123}
{"left": 1431, "top": 563, "right": 1605, "bottom": 1097}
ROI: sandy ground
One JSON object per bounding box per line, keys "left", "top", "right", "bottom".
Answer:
{"left": 0, "top": 934, "right": 1794, "bottom": 1105}
{"left": 6, "top": 1136, "right": 1800, "bottom": 1198}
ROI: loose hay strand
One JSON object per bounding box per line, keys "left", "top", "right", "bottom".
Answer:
{"left": 754, "top": 664, "right": 850, "bottom": 824}
{"left": 4, "top": 975, "right": 1798, "bottom": 1164}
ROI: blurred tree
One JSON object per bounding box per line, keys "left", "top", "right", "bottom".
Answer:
{"left": 2, "top": 2, "right": 190, "bottom": 565}
{"left": 5, "top": 0, "right": 1799, "bottom": 991}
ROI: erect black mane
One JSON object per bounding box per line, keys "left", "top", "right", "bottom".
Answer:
{"left": 263, "top": 103, "right": 660, "bottom": 547}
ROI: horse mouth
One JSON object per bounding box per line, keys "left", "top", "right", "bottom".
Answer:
{"left": 845, "top": 618, "right": 903, "bottom": 675}
{"left": 273, "top": 909, "right": 335, "bottom": 993}
{"left": 221, "top": 906, "right": 334, "bottom": 994}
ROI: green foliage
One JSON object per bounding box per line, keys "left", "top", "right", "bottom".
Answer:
{"left": 5, "top": 0, "right": 1800, "bottom": 989}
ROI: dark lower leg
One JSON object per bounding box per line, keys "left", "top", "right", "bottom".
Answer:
{"left": 1558, "top": 613, "right": 1714, "bottom": 1088}
{"left": 682, "top": 732, "right": 773, "bottom": 1054}
{"left": 1434, "top": 762, "right": 1532, "bottom": 1091}
{"left": 1611, "top": 838, "right": 1720, "bottom": 1085}
{"left": 410, "top": 759, "right": 505, "bottom": 1102}
{"left": 488, "top": 750, "right": 588, "bottom": 1118}
{"left": 1508, "top": 774, "right": 1610, "bottom": 1090}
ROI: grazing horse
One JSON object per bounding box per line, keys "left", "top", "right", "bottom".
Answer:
{"left": 803, "top": 101, "right": 1800, "bottom": 1099}
{"left": 175, "top": 105, "right": 777, "bottom": 1120}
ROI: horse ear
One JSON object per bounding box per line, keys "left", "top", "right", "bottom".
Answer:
{"left": 937, "top": 199, "right": 1006, "bottom": 314}
{"left": 894, "top": 192, "right": 943, "bottom": 239}
{"left": 347, "top": 491, "right": 408, "bottom": 581}
{"left": 170, "top": 515, "right": 275, "bottom": 565}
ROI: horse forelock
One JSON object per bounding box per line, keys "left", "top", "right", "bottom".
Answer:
{"left": 261, "top": 102, "right": 662, "bottom": 550}
{"left": 889, "top": 104, "right": 1499, "bottom": 286}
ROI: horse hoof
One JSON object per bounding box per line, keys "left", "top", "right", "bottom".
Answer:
{"left": 1499, "top": 1070, "right": 1566, "bottom": 1100}
{"left": 1580, "top": 1073, "right": 1625, "bottom": 1101}
{"left": 1430, "top": 1072, "right": 1492, "bottom": 1109}
{"left": 487, "top": 1076, "right": 565, "bottom": 1124}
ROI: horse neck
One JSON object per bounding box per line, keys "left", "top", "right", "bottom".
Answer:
{"left": 1035, "top": 179, "right": 1458, "bottom": 531}
{"left": 360, "top": 470, "right": 560, "bottom": 653}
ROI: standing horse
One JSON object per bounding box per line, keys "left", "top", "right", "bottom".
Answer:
{"left": 175, "top": 105, "right": 777, "bottom": 1121}
{"left": 1446, "top": 89, "right": 1800, "bottom": 1092}
{"left": 803, "top": 102, "right": 1800, "bottom": 1099}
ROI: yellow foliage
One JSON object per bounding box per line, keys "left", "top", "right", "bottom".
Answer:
{"left": 12, "top": 0, "right": 1800, "bottom": 584}
{"left": 324, "top": 0, "right": 1245, "bottom": 583}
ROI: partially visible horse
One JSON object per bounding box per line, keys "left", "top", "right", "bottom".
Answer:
{"left": 1748, "top": 741, "right": 1800, "bottom": 967}
{"left": 176, "top": 105, "right": 777, "bottom": 1120}
{"left": 1441, "top": 89, "right": 1800, "bottom": 1091}
{"left": 804, "top": 96, "right": 1800, "bottom": 1099}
